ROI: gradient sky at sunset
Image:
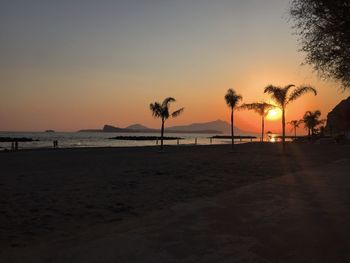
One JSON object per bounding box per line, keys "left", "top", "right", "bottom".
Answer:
{"left": 1, "top": 0, "right": 349, "bottom": 133}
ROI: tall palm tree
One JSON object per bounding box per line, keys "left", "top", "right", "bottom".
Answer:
{"left": 302, "top": 110, "right": 325, "bottom": 138}
{"left": 288, "top": 119, "right": 302, "bottom": 139}
{"left": 149, "top": 97, "right": 184, "bottom": 150}
{"left": 264, "top": 84, "right": 317, "bottom": 148}
{"left": 239, "top": 102, "right": 275, "bottom": 142}
{"left": 224, "top": 89, "right": 242, "bottom": 148}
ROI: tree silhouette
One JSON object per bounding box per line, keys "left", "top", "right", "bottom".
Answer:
{"left": 264, "top": 84, "right": 317, "bottom": 149}
{"left": 149, "top": 97, "right": 184, "bottom": 150}
{"left": 288, "top": 119, "right": 302, "bottom": 139}
{"left": 239, "top": 102, "right": 275, "bottom": 142}
{"left": 302, "top": 110, "right": 325, "bottom": 138}
{"left": 290, "top": 0, "right": 350, "bottom": 89}
{"left": 224, "top": 89, "right": 242, "bottom": 148}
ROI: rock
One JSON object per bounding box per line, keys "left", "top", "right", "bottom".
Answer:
{"left": 0, "top": 137, "right": 38, "bottom": 142}
{"left": 325, "top": 97, "right": 350, "bottom": 137}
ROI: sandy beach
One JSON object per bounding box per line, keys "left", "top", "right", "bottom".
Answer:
{"left": 1, "top": 143, "right": 350, "bottom": 262}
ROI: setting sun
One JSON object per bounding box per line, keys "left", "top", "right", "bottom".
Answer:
{"left": 266, "top": 108, "right": 282, "bottom": 121}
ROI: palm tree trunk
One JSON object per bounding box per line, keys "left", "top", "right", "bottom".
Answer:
{"left": 261, "top": 115, "right": 264, "bottom": 142}
{"left": 282, "top": 108, "right": 286, "bottom": 149}
{"left": 231, "top": 108, "right": 234, "bottom": 148}
{"left": 294, "top": 127, "right": 297, "bottom": 139}
{"left": 161, "top": 119, "right": 164, "bottom": 150}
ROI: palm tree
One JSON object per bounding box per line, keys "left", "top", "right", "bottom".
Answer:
{"left": 149, "top": 97, "right": 184, "bottom": 150}
{"left": 224, "top": 89, "right": 242, "bottom": 148}
{"left": 264, "top": 84, "right": 317, "bottom": 148}
{"left": 288, "top": 120, "right": 302, "bottom": 139}
{"left": 239, "top": 102, "right": 275, "bottom": 142}
{"left": 302, "top": 110, "right": 325, "bottom": 138}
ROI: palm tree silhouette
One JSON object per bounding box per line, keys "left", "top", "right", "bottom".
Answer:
{"left": 264, "top": 84, "right": 317, "bottom": 148}
{"left": 239, "top": 102, "right": 275, "bottom": 142}
{"left": 224, "top": 89, "right": 242, "bottom": 148}
{"left": 149, "top": 97, "right": 184, "bottom": 150}
{"left": 302, "top": 110, "right": 325, "bottom": 138}
{"left": 288, "top": 120, "right": 302, "bottom": 139}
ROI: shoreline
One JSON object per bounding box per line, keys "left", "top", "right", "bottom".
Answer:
{"left": 0, "top": 141, "right": 253, "bottom": 152}
{"left": 0, "top": 131, "right": 262, "bottom": 151}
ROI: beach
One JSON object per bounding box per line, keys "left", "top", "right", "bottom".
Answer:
{"left": 1, "top": 143, "right": 350, "bottom": 262}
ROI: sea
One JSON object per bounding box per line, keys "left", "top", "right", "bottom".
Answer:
{"left": 0, "top": 132, "right": 262, "bottom": 150}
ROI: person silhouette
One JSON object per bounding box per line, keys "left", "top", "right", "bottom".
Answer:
{"left": 15, "top": 141, "right": 18, "bottom": 151}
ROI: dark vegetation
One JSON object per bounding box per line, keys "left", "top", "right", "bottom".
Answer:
{"left": 290, "top": 0, "right": 350, "bottom": 89}
{"left": 149, "top": 97, "right": 184, "bottom": 150}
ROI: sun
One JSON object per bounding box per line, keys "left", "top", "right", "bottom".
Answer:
{"left": 266, "top": 108, "right": 282, "bottom": 121}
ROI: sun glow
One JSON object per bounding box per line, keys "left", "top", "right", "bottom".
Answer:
{"left": 266, "top": 108, "right": 282, "bottom": 121}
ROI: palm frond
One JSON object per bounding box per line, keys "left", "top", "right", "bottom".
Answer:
{"left": 264, "top": 85, "right": 288, "bottom": 107}
{"left": 162, "top": 97, "right": 176, "bottom": 108}
{"left": 313, "top": 110, "right": 321, "bottom": 118}
{"left": 239, "top": 102, "right": 275, "bottom": 116}
{"left": 288, "top": 86, "right": 317, "bottom": 103}
{"left": 149, "top": 102, "right": 162, "bottom": 118}
{"left": 150, "top": 97, "right": 184, "bottom": 121}
{"left": 288, "top": 119, "right": 302, "bottom": 127}
{"left": 288, "top": 120, "right": 302, "bottom": 132}
{"left": 171, "top": 107, "right": 184, "bottom": 118}
{"left": 264, "top": 85, "right": 280, "bottom": 95}
{"left": 302, "top": 110, "right": 323, "bottom": 130}
{"left": 303, "top": 111, "right": 312, "bottom": 118}
{"left": 225, "top": 89, "right": 242, "bottom": 108}
{"left": 283, "top": 84, "right": 295, "bottom": 92}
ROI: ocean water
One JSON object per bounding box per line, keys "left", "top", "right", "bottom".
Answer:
{"left": 0, "top": 132, "right": 261, "bottom": 150}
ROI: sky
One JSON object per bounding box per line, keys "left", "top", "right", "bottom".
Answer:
{"left": 1, "top": 0, "right": 349, "bottom": 133}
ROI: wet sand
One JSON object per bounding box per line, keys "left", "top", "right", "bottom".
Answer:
{"left": 1, "top": 143, "right": 350, "bottom": 262}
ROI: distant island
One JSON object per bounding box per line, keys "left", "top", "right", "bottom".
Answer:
{"left": 78, "top": 120, "right": 248, "bottom": 135}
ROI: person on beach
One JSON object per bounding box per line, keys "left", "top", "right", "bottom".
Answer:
{"left": 11, "top": 142, "right": 15, "bottom": 151}
{"left": 14, "top": 141, "right": 18, "bottom": 151}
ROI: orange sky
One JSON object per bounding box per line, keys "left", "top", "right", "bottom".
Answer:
{"left": 1, "top": 1, "right": 349, "bottom": 134}
{"left": 1, "top": 63, "right": 348, "bottom": 135}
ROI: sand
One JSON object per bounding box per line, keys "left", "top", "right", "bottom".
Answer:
{"left": 1, "top": 143, "right": 350, "bottom": 262}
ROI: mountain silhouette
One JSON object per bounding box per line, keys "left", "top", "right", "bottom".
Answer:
{"left": 167, "top": 119, "right": 245, "bottom": 134}
{"left": 126, "top": 124, "right": 153, "bottom": 130}
{"left": 78, "top": 120, "right": 247, "bottom": 134}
